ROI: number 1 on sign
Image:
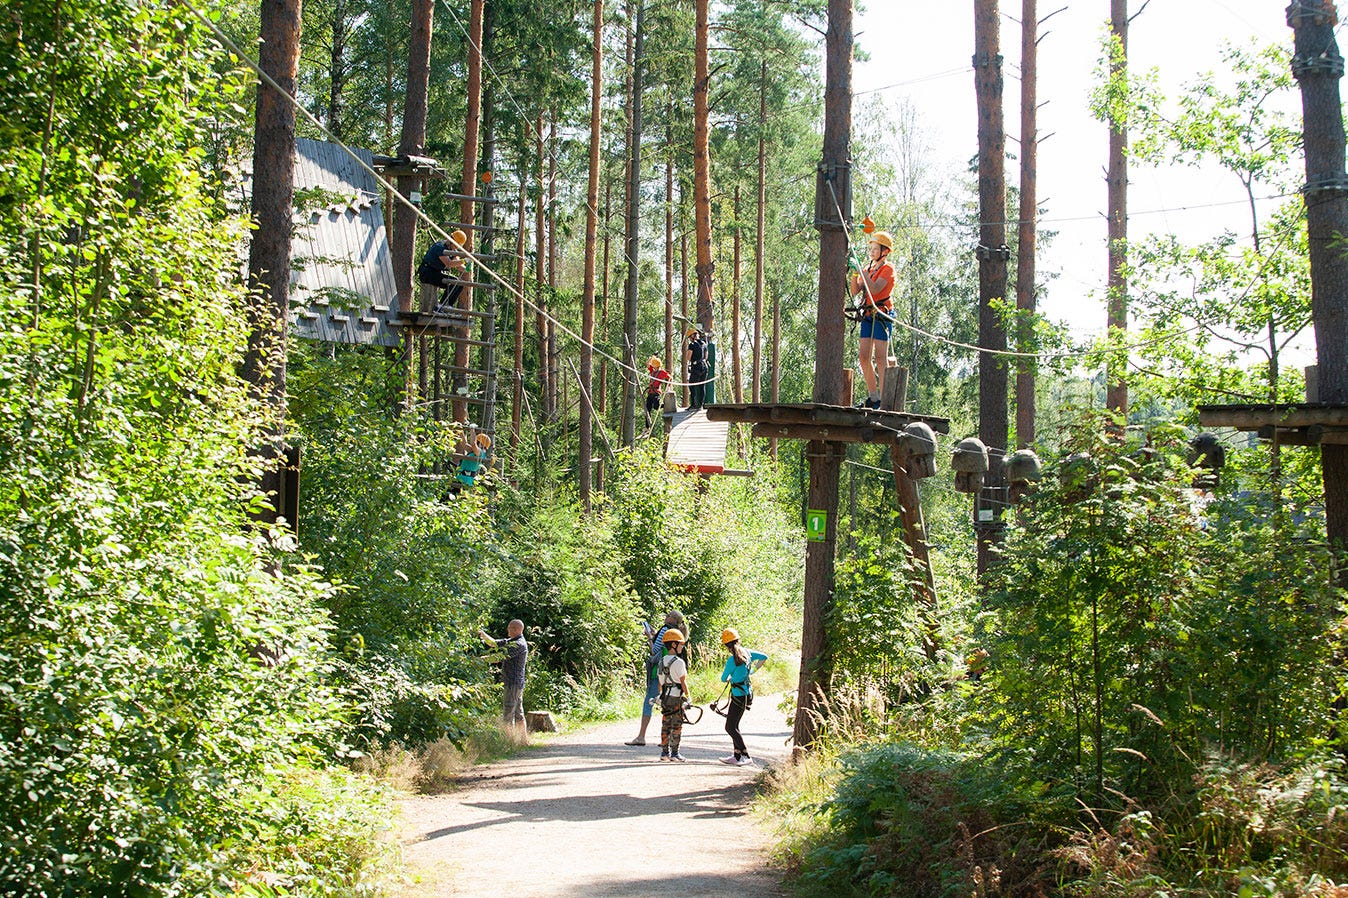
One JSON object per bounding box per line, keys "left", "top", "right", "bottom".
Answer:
{"left": 806, "top": 509, "right": 827, "bottom": 542}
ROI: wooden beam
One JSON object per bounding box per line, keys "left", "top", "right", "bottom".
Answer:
{"left": 751, "top": 422, "right": 888, "bottom": 444}
{"left": 1198, "top": 403, "right": 1348, "bottom": 429}
{"left": 708, "top": 401, "right": 950, "bottom": 434}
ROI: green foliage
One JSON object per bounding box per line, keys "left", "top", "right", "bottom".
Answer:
{"left": 0, "top": 3, "right": 394, "bottom": 894}
{"left": 792, "top": 743, "right": 1061, "bottom": 898}
{"left": 1057, "top": 757, "right": 1348, "bottom": 896}
{"left": 981, "top": 418, "right": 1343, "bottom": 805}
{"left": 606, "top": 446, "right": 734, "bottom": 642}
{"left": 486, "top": 503, "right": 643, "bottom": 686}
{"left": 827, "top": 523, "right": 930, "bottom": 698}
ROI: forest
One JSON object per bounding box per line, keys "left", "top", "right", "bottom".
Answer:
{"left": 1, "top": 0, "right": 1346, "bottom": 896}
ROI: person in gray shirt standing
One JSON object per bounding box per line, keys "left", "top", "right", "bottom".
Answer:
{"left": 480, "top": 620, "right": 528, "bottom": 729}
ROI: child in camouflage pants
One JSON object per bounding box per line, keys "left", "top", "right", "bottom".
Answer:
{"left": 655, "top": 629, "right": 690, "bottom": 761}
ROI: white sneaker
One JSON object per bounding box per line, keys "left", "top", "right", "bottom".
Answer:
{"left": 720, "top": 755, "right": 739, "bottom": 765}
{"left": 736, "top": 756, "right": 755, "bottom": 767}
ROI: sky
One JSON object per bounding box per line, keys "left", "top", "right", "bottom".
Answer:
{"left": 849, "top": 0, "right": 1303, "bottom": 341}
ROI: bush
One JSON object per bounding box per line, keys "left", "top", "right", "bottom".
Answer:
{"left": 979, "top": 420, "right": 1344, "bottom": 806}
{"left": 0, "top": 4, "right": 392, "bottom": 893}
{"left": 793, "top": 742, "right": 1064, "bottom": 898}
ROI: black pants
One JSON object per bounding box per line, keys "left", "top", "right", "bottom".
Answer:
{"left": 418, "top": 269, "right": 462, "bottom": 309}
{"left": 725, "top": 693, "right": 749, "bottom": 756}
{"left": 689, "top": 366, "right": 708, "bottom": 408}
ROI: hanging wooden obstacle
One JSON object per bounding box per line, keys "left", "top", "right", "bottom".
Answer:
{"left": 666, "top": 408, "right": 739, "bottom": 475}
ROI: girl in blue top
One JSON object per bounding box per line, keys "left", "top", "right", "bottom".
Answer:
{"left": 718, "top": 628, "right": 767, "bottom": 766}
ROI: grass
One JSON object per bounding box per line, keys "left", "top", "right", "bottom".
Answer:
{"left": 352, "top": 721, "right": 531, "bottom": 794}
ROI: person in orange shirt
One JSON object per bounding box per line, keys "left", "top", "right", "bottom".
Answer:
{"left": 850, "top": 231, "right": 895, "bottom": 410}
{"left": 644, "top": 355, "right": 672, "bottom": 429}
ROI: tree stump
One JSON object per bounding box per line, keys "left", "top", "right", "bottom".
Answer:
{"left": 526, "top": 711, "right": 557, "bottom": 733}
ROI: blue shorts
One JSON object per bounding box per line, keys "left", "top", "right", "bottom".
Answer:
{"left": 642, "top": 667, "right": 659, "bottom": 717}
{"left": 860, "top": 315, "right": 892, "bottom": 341}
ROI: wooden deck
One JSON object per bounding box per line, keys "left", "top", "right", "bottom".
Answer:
{"left": 705, "top": 402, "right": 949, "bottom": 445}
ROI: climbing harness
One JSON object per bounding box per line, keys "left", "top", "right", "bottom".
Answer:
{"left": 708, "top": 682, "right": 731, "bottom": 718}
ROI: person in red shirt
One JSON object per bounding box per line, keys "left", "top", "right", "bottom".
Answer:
{"left": 645, "top": 355, "right": 672, "bottom": 428}
{"left": 850, "top": 230, "right": 895, "bottom": 409}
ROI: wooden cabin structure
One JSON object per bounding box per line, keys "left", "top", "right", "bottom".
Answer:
{"left": 287, "top": 138, "right": 402, "bottom": 347}
{"left": 282, "top": 138, "right": 504, "bottom": 453}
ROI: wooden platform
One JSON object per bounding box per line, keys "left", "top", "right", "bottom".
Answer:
{"left": 705, "top": 402, "right": 950, "bottom": 445}
{"left": 666, "top": 409, "right": 731, "bottom": 474}
{"left": 1198, "top": 403, "right": 1348, "bottom": 446}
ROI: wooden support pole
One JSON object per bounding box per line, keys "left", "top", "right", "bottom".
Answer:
{"left": 794, "top": 0, "right": 852, "bottom": 754}
{"left": 891, "top": 447, "right": 938, "bottom": 660}
{"left": 1290, "top": 2, "right": 1348, "bottom": 558}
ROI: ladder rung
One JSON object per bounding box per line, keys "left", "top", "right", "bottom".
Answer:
{"left": 424, "top": 306, "right": 495, "bottom": 320}
{"left": 443, "top": 279, "right": 500, "bottom": 291}
{"left": 444, "top": 365, "right": 493, "bottom": 377}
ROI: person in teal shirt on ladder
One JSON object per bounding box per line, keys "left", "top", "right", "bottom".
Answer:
{"left": 718, "top": 628, "right": 766, "bottom": 766}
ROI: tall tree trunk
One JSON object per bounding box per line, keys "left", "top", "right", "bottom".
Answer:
{"left": 621, "top": 0, "right": 645, "bottom": 447}
{"left": 731, "top": 181, "right": 743, "bottom": 403}
{"left": 680, "top": 221, "right": 690, "bottom": 406}
{"left": 666, "top": 127, "right": 675, "bottom": 375}
{"left": 1290, "top": 1, "right": 1348, "bottom": 557}
{"left": 478, "top": 2, "right": 496, "bottom": 436}
{"left": 391, "top": 0, "right": 432, "bottom": 317}
{"left": 600, "top": 174, "right": 612, "bottom": 421}
{"left": 453, "top": 0, "right": 484, "bottom": 424}
{"left": 243, "top": 0, "right": 303, "bottom": 526}
{"left": 795, "top": 0, "right": 851, "bottom": 752}
{"left": 754, "top": 59, "right": 767, "bottom": 404}
{"left": 1014, "top": 0, "right": 1038, "bottom": 448}
{"left": 692, "top": 0, "right": 715, "bottom": 333}
{"left": 535, "top": 115, "right": 549, "bottom": 425}
{"left": 327, "top": 0, "right": 349, "bottom": 140}
{"left": 1105, "top": 0, "right": 1129, "bottom": 415}
{"left": 974, "top": 0, "right": 1009, "bottom": 578}
{"left": 770, "top": 267, "right": 780, "bottom": 459}
{"left": 580, "top": 0, "right": 604, "bottom": 509}
{"left": 547, "top": 109, "right": 560, "bottom": 423}
{"left": 512, "top": 176, "right": 526, "bottom": 452}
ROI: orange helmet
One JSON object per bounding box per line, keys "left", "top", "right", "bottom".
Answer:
{"left": 870, "top": 231, "right": 894, "bottom": 251}
{"left": 662, "top": 629, "right": 685, "bottom": 644}
{"left": 450, "top": 229, "right": 468, "bottom": 247}
{"left": 647, "top": 355, "right": 662, "bottom": 370}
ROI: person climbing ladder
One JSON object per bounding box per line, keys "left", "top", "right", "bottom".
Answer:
{"left": 645, "top": 356, "right": 672, "bottom": 429}
{"left": 850, "top": 230, "right": 895, "bottom": 409}
{"left": 417, "top": 228, "right": 471, "bottom": 311}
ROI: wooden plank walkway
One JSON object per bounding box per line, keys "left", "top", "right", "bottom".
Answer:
{"left": 666, "top": 409, "right": 731, "bottom": 474}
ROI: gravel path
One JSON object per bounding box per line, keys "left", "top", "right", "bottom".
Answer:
{"left": 399, "top": 697, "right": 794, "bottom": 897}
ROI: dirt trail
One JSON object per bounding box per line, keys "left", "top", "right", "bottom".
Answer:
{"left": 399, "top": 697, "right": 794, "bottom": 897}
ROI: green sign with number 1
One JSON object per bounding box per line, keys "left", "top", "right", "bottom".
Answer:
{"left": 806, "top": 509, "right": 827, "bottom": 542}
